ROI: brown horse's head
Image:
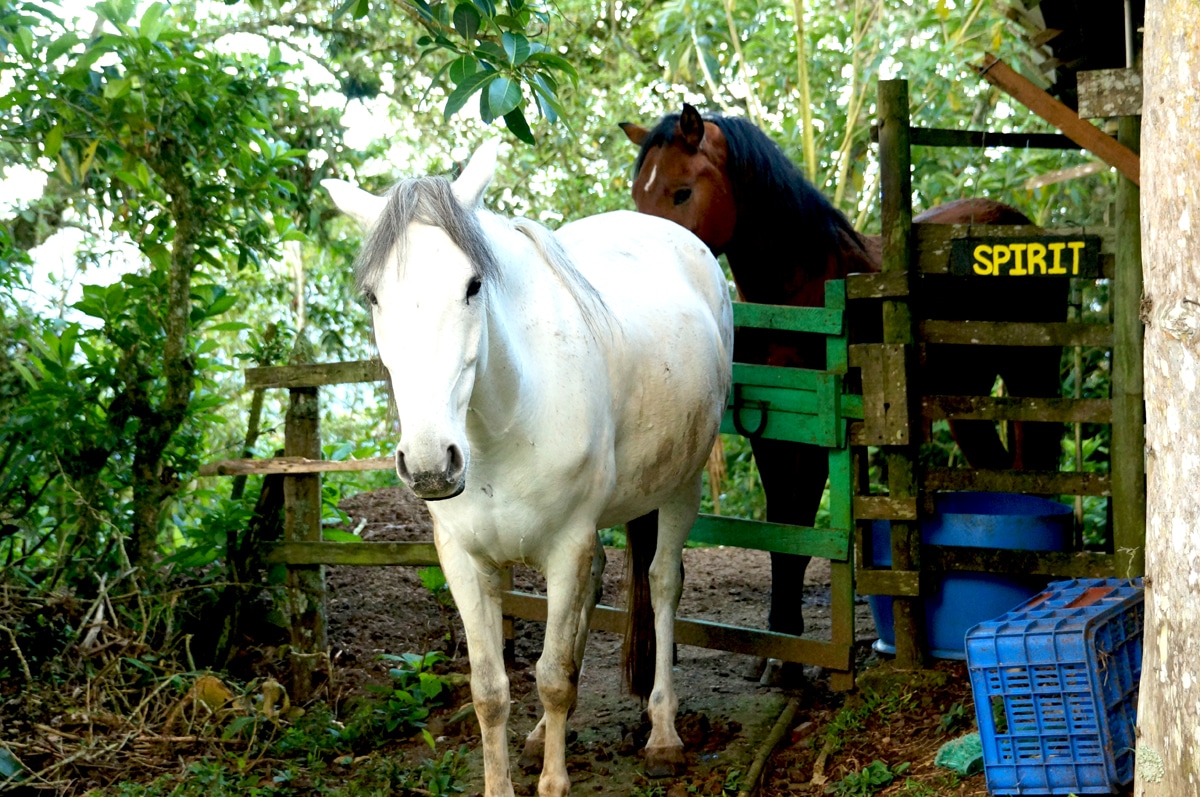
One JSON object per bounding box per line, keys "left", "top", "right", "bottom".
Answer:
{"left": 619, "top": 104, "right": 738, "bottom": 255}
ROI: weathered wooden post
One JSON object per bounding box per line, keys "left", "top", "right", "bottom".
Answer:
{"left": 282, "top": 339, "right": 327, "bottom": 701}
{"left": 877, "top": 78, "right": 927, "bottom": 670}
{"left": 1111, "top": 114, "right": 1145, "bottom": 578}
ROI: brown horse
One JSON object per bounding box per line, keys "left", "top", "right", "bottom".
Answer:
{"left": 620, "top": 104, "right": 1064, "bottom": 662}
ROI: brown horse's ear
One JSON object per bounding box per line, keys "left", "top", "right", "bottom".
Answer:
{"left": 618, "top": 121, "right": 648, "bottom": 146}
{"left": 679, "top": 104, "right": 705, "bottom": 151}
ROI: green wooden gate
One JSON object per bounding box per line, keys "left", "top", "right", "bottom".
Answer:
{"left": 686, "top": 280, "right": 861, "bottom": 690}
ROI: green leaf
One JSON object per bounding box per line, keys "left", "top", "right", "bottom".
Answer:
{"left": 44, "top": 124, "right": 64, "bottom": 160}
{"left": 443, "top": 68, "right": 495, "bottom": 120}
{"left": 471, "top": 0, "right": 496, "bottom": 18}
{"left": 530, "top": 75, "right": 564, "bottom": 124}
{"left": 206, "top": 294, "right": 238, "bottom": 317}
{"left": 485, "top": 77, "right": 521, "bottom": 121}
{"left": 447, "top": 55, "right": 478, "bottom": 86}
{"left": 474, "top": 41, "right": 507, "bottom": 66}
{"left": 11, "top": 361, "right": 38, "bottom": 389}
{"left": 139, "top": 2, "right": 164, "bottom": 42}
{"left": 45, "top": 32, "right": 80, "bottom": 63}
{"left": 334, "top": 0, "right": 370, "bottom": 20}
{"left": 103, "top": 76, "right": 132, "bottom": 99}
{"left": 114, "top": 170, "right": 142, "bottom": 188}
{"left": 13, "top": 27, "right": 33, "bottom": 60}
{"left": 0, "top": 748, "right": 24, "bottom": 782}
{"left": 206, "top": 321, "right": 252, "bottom": 332}
{"left": 503, "top": 106, "right": 534, "bottom": 144}
{"left": 322, "top": 529, "right": 363, "bottom": 543}
{"left": 501, "top": 31, "right": 529, "bottom": 65}
{"left": 452, "top": 3, "right": 481, "bottom": 41}
{"left": 527, "top": 51, "right": 578, "bottom": 84}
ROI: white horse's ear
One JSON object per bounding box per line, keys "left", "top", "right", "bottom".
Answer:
{"left": 452, "top": 139, "right": 500, "bottom": 207}
{"left": 321, "top": 178, "right": 388, "bottom": 228}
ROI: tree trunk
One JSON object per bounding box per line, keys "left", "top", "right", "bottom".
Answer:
{"left": 125, "top": 149, "right": 200, "bottom": 569}
{"left": 1135, "top": 4, "right": 1200, "bottom": 792}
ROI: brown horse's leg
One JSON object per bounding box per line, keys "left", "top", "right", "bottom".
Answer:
{"left": 923, "top": 344, "right": 1014, "bottom": 470}
{"left": 750, "top": 438, "right": 829, "bottom": 638}
{"left": 999, "top": 345, "right": 1065, "bottom": 471}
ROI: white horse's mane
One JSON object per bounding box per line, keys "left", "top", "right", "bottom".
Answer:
{"left": 509, "top": 216, "right": 617, "bottom": 343}
{"left": 353, "top": 175, "right": 615, "bottom": 342}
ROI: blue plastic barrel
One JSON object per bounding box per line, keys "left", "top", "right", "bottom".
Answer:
{"left": 868, "top": 492, "right": 1073, "bottom": 659}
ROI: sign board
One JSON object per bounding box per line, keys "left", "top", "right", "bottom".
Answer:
{"left": 949, "top": 235, "right": 1103, "bottom": 278}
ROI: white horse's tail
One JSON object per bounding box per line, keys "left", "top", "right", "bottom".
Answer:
{"left": 622, "top": 511, "right": 659, "bottom": 698}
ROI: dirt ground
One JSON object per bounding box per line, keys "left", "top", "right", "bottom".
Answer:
{"left": 327, "top": 485, "right": 990, "bottom": 796}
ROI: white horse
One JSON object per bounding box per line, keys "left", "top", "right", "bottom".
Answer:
{"left": 323, "top": 140, "right": 733, "bottom": 797}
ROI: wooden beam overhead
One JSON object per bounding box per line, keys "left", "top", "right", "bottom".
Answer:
{"left": 975, "top": 54, "right": 1140, "bottom": 185}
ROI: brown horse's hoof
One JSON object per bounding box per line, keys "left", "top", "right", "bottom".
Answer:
{"left": 518, "top": 737, "right": 543, "bottom": 771}
{"left": 644, "top": 745, "right": 686, "bottom": 778}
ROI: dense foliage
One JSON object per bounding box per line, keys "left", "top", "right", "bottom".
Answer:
{"left": 0, "top": 0, "right": 1117, "bottom": 790}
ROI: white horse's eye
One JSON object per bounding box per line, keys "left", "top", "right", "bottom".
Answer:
{"left": 466, "top": 277, "right": 482, "bottom": 302}
{"left": 364, "top": 290, "right": 378, "bottom": 307}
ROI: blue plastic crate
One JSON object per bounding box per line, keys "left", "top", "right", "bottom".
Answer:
{"left": 965, "top": 578, "right": 1144, "bottom": 795}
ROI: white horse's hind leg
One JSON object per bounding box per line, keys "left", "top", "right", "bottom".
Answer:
{"left": 434, "top": 526, "right": 515, "bottom": 797}
{"left": 644, "top": 476, "right": 703, "bottom": 777}
{"left": 520, "top": 536, "right": 605, "bottom": 768}
{"left": 531, "top": 528, "right": 601, "bottom": 797}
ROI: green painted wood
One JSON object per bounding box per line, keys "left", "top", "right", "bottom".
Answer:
{"left": 731, "top": 363, "right": 828, "bottom": 392}
{"left": 732, "top": 302, "right": 843, "bottom": 335}
{"left": 841, "top": 394, "right": 864, "bottom": 420}
{"left": 688, "top": 514, "right": 850, "bottom": 561}
{"left": 720, "top": 408, "right": 836, "bottom": 447}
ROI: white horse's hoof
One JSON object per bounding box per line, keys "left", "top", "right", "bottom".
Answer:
{"left": 644, "top": 744, "right": 686, "bottom": 778}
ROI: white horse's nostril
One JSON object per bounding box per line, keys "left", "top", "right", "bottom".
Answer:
{"left": 446, "top": 444, "right": 465, "bottom": 479}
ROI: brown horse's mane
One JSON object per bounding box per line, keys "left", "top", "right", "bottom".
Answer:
{"left": 633, "top": 110, "right": 873, "bottom": 290}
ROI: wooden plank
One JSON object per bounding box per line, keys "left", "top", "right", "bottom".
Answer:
{"left": 267, "top": 541, "right": 440, "bottom": 566}
{"left": 1077, "top": 68, "right": 1143, "bottom": 119}
{"left": 731, "top": 363, "right": 826, "bottom": 393}
{"left": 854, "top": 568, "right": 922, "bottom": 597}
{"left": 732, "top": 302, "right": 842, "bottom": 335}
{"left": 857, "top": 344, "right": 910, "bottom": 446}
{"left": 914, "top": 222, "right": 1117, "bottom": 260}
{"left": 923, "top": 546, "right": 1116, "bottom": 579}
{"left": 923, "top": 468, "right": 1111, "bottom": 496}
{"left": 1024, "top": 161, "right": 1107, "bottom": 190}
{"left": 919, "top": 320, "right": 1113, "bottom": 348}
{"left": 976, "top": 54, "right": 1140, "bottom": 184}
{"left": 869, "top": 125, "right": 1080, "bottom": 150}
{"left": 912, "top": 127, "right": 1080, "bottom": 150}
{"left": 877, "top": 78, "right": 924, "bottom": 671}
{"left": 922, "top": 395, "right": 1112, "bottom": 424}
{"left": 846, "top": 271, "right": 909, "bottom": 300}
{"left": 688, "top": 514, "right": 849, "bottom": 561}
{"left": 246, "top": 359, "right": 386, "bottom": 390}
{"left": 284, "top": 379, "right": 326, "bottom": 702}
{"left": 918, "top": 250, "right": 1115, "bottom": 278}
{"left": 853, "top": 496, "right": 919, "bottom": 521}
{"left": 500, "top": 592, "right": 852, "bottom": 671}
{"left": 1111, "top": 116, "right": 1146, "bottom": 579}
{"left": 199, "top": 456, "right": 394, "bottom": 477}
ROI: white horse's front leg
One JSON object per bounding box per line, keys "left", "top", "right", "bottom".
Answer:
{"left": 529, "top": 527, "right": 599, "bottom": 797}
{"left": 435, "top": 526, "right": 514, "bottom": 797}
{"left": 644, "top": 477, "right": 703, "bottom": 777}
{"left": 520, "top": 536, "right": 605, "bottom": 768}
